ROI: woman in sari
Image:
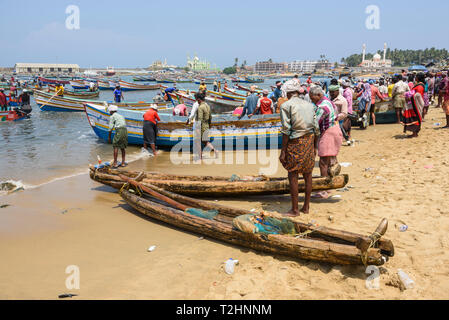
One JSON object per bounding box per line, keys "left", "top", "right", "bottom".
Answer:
{"left": 413, "top": 73, "right": 429, "bottom": 118}
{"left": 402, "top": 90, "right": 424, "bottom": 138}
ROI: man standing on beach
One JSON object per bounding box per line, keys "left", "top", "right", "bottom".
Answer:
{"left": 392, "top": 75, "right": 410, "bottom": 124}
{"left": 369, "top": 80, "right": 385, "bottom": 126}
{"left": 113, "top": 86, "right": 124, "bottom": 103}
{"left": 108, "top": 105, "right": 128, "bottom": 168}
{"left": 279, "top": 80, "right": 318, "bottom": 216}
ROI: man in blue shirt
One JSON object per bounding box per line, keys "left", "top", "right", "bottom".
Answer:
{"left": 239, "top": 86, "right": 260, "bottom": 120}
{"left": 164, "top": 84, "right": 178, "bottom": 106}
{"left": 113, "top": 86, "right": 124, "bottom": 103}
{"left": 272, "top": 81, "right": 282, "bottom": 102}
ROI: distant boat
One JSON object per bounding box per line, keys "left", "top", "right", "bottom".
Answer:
{"left": 133, "top": 76, "right": 156, "bottom": 82}
{"left": 246, "top": 76, "right": 264, "bottom": 83}
{"left": 118, "top": 80, "right": 161, "bottom": 91}
{"left": 33, "top": 90, "right": 169, "bottom": 112}
{"left": 38, "top": 77, "right": 70, "bottom": 85}
{"left": 70, "top": 79, "right": 89, "bottom": 90}
{"left": 105, "top": 67, "right": 116, "bottom": 76}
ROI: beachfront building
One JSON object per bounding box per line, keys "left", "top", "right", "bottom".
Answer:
{"left": 288, "top": 61, "right": 317, "bottom": 73}
{"left": 255, "top": 60, "right": 288, "bottom": 74}
{"left": 359, "top": 43, "right": 392, "bottom": 70}
{"left": 14, "top": 63, "right": 80, "bottom": 74}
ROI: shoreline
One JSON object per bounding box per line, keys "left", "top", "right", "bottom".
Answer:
{"left": 1, "top": 106, "right": 449, "bottom": 299}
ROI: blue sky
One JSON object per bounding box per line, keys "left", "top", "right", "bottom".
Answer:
{"left": 1, "top": 0, "right": 448, "bottom": 68}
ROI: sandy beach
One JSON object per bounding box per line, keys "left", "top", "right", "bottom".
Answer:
{"left": 1, "top": 105, "right": 449, "bottom": 300}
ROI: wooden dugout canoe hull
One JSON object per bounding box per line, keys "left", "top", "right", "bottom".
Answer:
{"left": 119, "top": 184, "right": 393, "bottom": 266}
{"left": 89, "top": 167, "right": 349, "bottom": 197}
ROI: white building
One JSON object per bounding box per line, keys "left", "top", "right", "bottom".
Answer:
{"left": 14, "top": 63, "right": 80, "bottom": 74}
{"left": 359, "top": 44, "right": 392, "bottom": 69}
{"left": 288, "top": 61, "right": 318, "bottom": 73}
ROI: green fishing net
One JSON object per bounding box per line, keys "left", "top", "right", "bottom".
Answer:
{"left": 233, "top": 214, "right": 296, "bottom": 235}
{"left": 185, "top": 208, "right": 219, "bottom": 220}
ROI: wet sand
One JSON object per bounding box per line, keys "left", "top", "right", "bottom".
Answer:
{"left": 1, "top": 106, "right": 449, "bottom": 300}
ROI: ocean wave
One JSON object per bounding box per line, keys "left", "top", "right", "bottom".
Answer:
{"left": 0, "top": 148, "right": 161, "bottom": 194}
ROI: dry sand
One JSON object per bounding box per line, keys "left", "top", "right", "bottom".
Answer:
{"left": 1, "top": 106, "right": 448, "bottom": 300}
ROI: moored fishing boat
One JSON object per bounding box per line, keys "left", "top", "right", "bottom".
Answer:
{"left": 70, "top": 79, "right": 88, "bottom": 90}
{"left": 84, "top": 102, "right": 282, "bottom": 149}
{"left": 47, "top": 84, "right": 100, "bottom": 98}
{"left": 246, "top": 76, "right": 264, "bottom": 83}
{"left": 236, "top": 84, "right": 262, "bottom": 93}
{"left": 89, "top": 166, "right": 349, "bottom": 197}
{"left": 207, "top": 90, "right": 246, "bottom": 102}
{"left": 97, "top": 79, "right": 112, "bottom": 90}
{"left": 34, "top": 90, "right": 169, "bottom": 112}
{"left": 134, "top": 76, "right": 156, "bottom": 82}
{"left": 38, "top": 77, "right": 70, "bottom": 85}
{"left": 224, "top": 87, "right": 248, "bottom": 97}
{"left": 101, "top": 177, "right": 394, "bottom": 266}
{"left": 172, "top": 91, "right": 244, "bottom": 112}
{"left": 0, "top": 109, "right": 29, "bottom": 122}
{"left": 119, "top": 80, "right": 161, "bottom": 91}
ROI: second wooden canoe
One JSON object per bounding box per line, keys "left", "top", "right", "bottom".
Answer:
{"left": 89, "top": 166, "right": 349, "bottom": 197}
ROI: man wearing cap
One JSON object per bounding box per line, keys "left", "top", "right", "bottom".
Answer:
{"left": 239, "top": 86, "right": 260, "bottom": 120}
{"left": 0, "top": 88, "right": 7, "bottom": 111}
{"left": 143, "top": 104, "right": 161, "bottom": 156}
{"left": 108, "top": 105, "right": 128, "bottom": 168}
{"left": 279, "top": 80, "right": 318, "bottom": 216}
{"left": 250, "top": 90, "right": 273, "bottom": 117}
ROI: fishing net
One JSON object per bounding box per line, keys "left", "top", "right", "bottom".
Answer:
{"left": 233, "top": 214, "right": 296, "bottom": 235}
{"left": 185, "top": 208, "right": 219, "bottom": 220}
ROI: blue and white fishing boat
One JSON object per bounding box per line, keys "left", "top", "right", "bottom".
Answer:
{"left": 84, "top": 103, "right": 282, "bottom": 150}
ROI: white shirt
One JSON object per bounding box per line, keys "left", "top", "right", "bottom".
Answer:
{"left": 188, "top": 102, "right": 199, "bottom": 122}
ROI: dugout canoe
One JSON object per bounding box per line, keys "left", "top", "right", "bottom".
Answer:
{"left": 117, "top": 177, "right": 394, "bottom": 266}
{"left": 89, "top": 166, "right": 349, "bottom": 197}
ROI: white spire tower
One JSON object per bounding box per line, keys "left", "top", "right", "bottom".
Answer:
{"left": 383, "top": 43, "right": 387, "bottom": 63}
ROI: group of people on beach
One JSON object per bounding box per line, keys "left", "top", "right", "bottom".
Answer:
{"left": 105, "top": 69, "right": 449, "bottom": 213}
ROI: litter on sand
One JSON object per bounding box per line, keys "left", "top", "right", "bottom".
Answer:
{"left": 0, "top": 204, "right": 11, "bottom": 209}
{"left": 332, "top": 195, "right": 342, "bottom": 199}
{"left": 399, "top": 225, "right": 408, "bottom": 232}
{"left": 340, "top": 162, "right": 352, "bottom": 168}
{"left": 147, "top": 245, "right": 157, "bottom": 252}
{"left": 424, "top": 165, "right": 434, "bottom": 169}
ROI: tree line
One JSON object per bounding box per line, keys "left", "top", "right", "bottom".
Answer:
{"left": 342, "top": 48, "right": 449, "bottom": 67}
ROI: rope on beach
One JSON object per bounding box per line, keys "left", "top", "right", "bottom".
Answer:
{"left": 361, "top": 231, "right": 382, "bottom": 266}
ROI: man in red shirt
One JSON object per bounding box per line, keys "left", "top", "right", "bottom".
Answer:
{"left": 249, "top": 90, "right": 273, "bottom": 117}
{"left": 142, "top": 104, "right": 161, "bottom": 156}
{"left": 0, "top": 88, "right": 7, "bottom": 111}
{"left": 369, "top": 80, "right": 385, "bottom": 126}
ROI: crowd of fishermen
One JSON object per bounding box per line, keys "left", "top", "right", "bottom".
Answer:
{"left": 0, "top": 76, "right": 32, "bottom": 112}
